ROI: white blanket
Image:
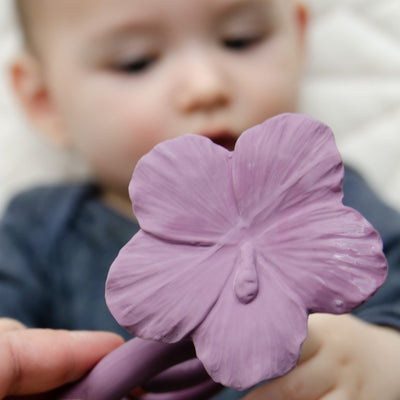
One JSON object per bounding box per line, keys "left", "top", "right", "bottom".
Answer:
{"left": 1, "top": 0, "right": 400, "bottom": 212}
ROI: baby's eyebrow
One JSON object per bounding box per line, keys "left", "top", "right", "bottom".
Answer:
{"left": 85, "top": 7, "right": 164, "bottom": 48}
{"left": 215, "top": 0, "right": 274, "bottom": 13}
{"left": 81, "top": 25, "right": 160, "bottom": 64}
{"left": 91, "top": 23, "right": 161, "bottom": 45}
{"left": 83, "top": 22, "right": 162, "bottom": 61}
{"left": 214, "top": 0, "right": 277, "bottom": 23}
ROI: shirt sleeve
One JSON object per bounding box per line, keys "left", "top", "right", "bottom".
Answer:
{"left": 0, "top": 191, "right": 52, "bottom": 327}
{"left": 343, "top": 167, "right": 400, "bottom": 329}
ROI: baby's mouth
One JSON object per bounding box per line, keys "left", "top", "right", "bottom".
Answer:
{"left": 201, "top": 130, "right": 238, "bottom": 151}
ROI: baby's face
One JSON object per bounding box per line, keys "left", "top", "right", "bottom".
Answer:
{"left": 28, "top": 0, "right": 306, "bottom": 199}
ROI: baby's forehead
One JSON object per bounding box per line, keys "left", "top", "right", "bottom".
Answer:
{"left": 16, "top": 0, "right": 100, "bottom": 51}
{"left": 15, "top": 0, "right": 66, "bottom": 49}
{"left": 18, "top": 0, "right": 285, "bottom": 26}
{"left": 17, "top": 0, "right": 291, "bottom": 51}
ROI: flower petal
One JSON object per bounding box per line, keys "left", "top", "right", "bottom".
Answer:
{"left": 130, "top": 134, "right": 238, "bottom": 245}
{"left": 255, "top": 205, "right": 387, "bottom": 315}
{"left": 106, "top": 231, "right": 234, "bottom": 342}
{"left": 232, "top": 113, "right": 344, "bottom": 229}
{"left": 192, "top": 257, "right": 308, "bottom": 390}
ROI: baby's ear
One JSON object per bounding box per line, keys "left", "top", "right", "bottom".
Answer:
{"left": 10, "top": 51, "right": 71, "bottom": 148}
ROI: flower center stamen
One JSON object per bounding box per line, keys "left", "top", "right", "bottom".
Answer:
{"left": 234, "top": 241, "right": 259, "bottom": 304}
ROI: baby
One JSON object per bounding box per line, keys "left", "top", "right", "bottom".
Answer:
{"left": 1, "top": 0, "right": 400, "bottom": 398}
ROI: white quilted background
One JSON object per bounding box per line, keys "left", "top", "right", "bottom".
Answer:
{"left": 299, "top": 0, "right": 400, "bottom": 211}
{"left": 0, "top": 0, "right": 400, "bottom": 213}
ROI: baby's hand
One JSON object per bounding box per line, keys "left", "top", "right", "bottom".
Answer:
{"left": 0, "top": 318, "right": 123, "bottom": 399}
{"left": 243, "top": 314, "right": 400, "bottom": 400}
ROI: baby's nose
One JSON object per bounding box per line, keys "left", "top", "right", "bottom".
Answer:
{"left": 174, "top": 55, "right": 230, "bottom": 113}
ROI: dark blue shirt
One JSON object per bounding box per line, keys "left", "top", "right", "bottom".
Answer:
{"left": 0, "top": 167, "right": 399, "bottom": 399}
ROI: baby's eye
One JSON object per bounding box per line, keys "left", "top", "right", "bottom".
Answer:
{"left": 222, "top": 35, "right": 263, "bottom": 51}
{"left": 114, "top": 55, "right": 157, "bottom": 74}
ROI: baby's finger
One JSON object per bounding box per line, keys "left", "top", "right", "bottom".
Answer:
{"left": 321, "top": 389, "right": 350, "bottom": 400}
{"left": 243, "top": 345, "right": 336, "bottom": 400}
{"left": 143, "top": 359, "right": 209, "bottom": 392}
{"left": 0, "top": 319, "right": 26, "bottom": 334}
{"left": 277, "top": 356, "right": 337, "bottom": 400}
{"left": 143, "top": 380, "right": 223, "bottom": 400}
{"left": 0, "top": 329, "right": 123, "bottom": 398}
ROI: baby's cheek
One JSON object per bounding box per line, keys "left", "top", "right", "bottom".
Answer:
{"left": 126, "top": 122, "right": 167, "bottom": 154}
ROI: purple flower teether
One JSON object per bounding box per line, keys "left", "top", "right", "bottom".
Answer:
{"left": 106, "top": 113, "right": 387, "bottom": 390}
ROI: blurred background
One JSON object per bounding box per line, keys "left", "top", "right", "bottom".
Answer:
{"left": 0, "top": 0, "right": 400, "bottom": 213}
